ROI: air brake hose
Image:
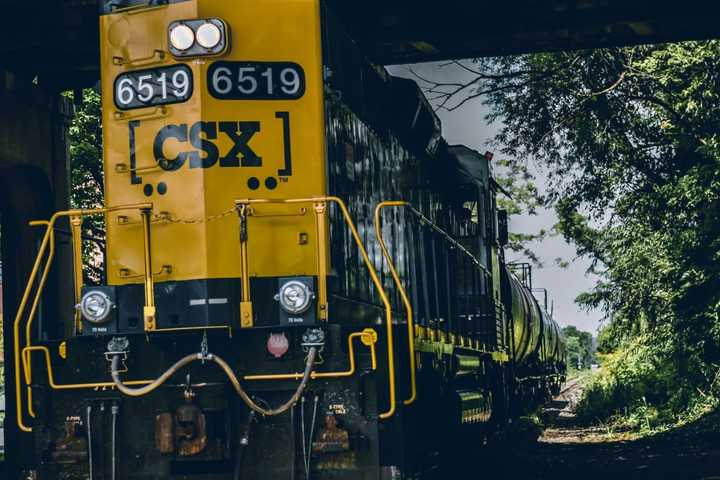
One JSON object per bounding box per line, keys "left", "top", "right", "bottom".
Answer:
{"left": 109, "top": 348, "right": 318, "bottom": 416}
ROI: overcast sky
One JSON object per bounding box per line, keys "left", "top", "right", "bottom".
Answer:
{"left": 390, "top": 63, "right": 603, "bottom": 334}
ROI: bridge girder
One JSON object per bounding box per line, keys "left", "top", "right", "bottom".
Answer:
{"left": 0, "top": 0, "right": 719, "bottom": 90}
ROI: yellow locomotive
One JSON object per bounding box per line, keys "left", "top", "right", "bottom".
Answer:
{"left": 12, "top": 1, "right": 565, "bottom": 478}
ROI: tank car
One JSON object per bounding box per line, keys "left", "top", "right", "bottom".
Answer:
{"left": 9, "top": 1, "right": 565, "bottom": 478}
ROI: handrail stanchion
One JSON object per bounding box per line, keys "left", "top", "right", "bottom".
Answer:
{"left": 70, "top": 215, "right": 84, "bottom": 333}
{"left": 374, "top": 201, "right": 418, "bottom": 406}
{"left": 313, "top": 202, "right": 330, "bottom": 321}
{"left": 24, "top": 226, "right": 57, "bottom": 419}
{"left": 140, "top": 208, "right": 156, "bottom": 331}
{"left": 12, "top": 217, "right": 56, "bottom": 432}
{"left": 236, "top": 204, "right": 253, "bottom": 328}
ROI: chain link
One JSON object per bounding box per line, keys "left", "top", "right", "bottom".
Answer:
{"left": 153, "top": 206, "right": 238, "bottom": 225}
{"left": 200, "top": 330, "right": 209, "bottom": 364}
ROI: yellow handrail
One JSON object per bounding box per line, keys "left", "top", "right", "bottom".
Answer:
{"left": 15, "top": 196, "right": 399, "bottom": 429}
{"left": 236, "top": 196, "right": 397, "bottom": 419}
{"left": 374, "top": 201, "right": 417, "bottom": 406}
{"left": 22, "top": 345, "right": 153, "bottom": 390}
{"left": 245, "top": 329, "right": 377, "bottom": 381}
{"left": 23, "top": 222, "right": 54, "bottom": 419}
{"left": 13, "top": 203, "right": 153, "bottom": 432}
{"left": 20, "top": 328, "right": 375, "bottom": 398}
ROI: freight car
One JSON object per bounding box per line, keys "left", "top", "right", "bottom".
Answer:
{"left": 10, "top": 1, "right": 565, "bottom": 478}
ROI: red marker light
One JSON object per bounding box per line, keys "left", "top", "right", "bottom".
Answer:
{"left": 267, "top": 333, "right": 290, "bottom": 358}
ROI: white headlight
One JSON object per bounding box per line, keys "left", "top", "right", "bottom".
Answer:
{"left": 275, "top": 281, "right": 314, "bottom": 315}
{"left": 78, "top": 291, "right": 113, "bottom": 324}
{"left": 196, "top": 22, "right": 222, "bottom": 49}
{"left": 169, "top": 24, "right": 195, "bottom": 51}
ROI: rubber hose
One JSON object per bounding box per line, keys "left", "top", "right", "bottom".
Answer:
{"left": 86, "top": 405, "right": 93, "bottom": 480}
{"left": 110, "top": 348, "right": 318, "bottom": 416}
{"left": 234, "top": 410, "right": 255, "bottom": 480}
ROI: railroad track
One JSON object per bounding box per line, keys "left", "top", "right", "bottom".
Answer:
{"left": 557, "top": 378, "right": 581, "bottom": 398}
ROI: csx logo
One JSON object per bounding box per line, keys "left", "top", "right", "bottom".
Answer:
{"left": 153, "top": 121, "right": 261, "bottom": 170}
{"left": 127, "top": 113, "right": 292, "bottom": 188}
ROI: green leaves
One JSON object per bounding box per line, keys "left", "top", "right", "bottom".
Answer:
{"left": 65, "top": 89, "right": 105, "bottom": 283}
{"left": 563, "top": 325, "right": 595, "bottom": 370}
{"left": 421, "top": 42, "right": 720, "bottom": 425}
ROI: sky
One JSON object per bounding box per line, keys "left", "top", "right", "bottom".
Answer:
{"left": 390, "top": 63, "right": 603, "bottom": 334}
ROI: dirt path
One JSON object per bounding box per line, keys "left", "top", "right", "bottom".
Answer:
{"left": 467, "top": 380, "right": 720, "bottom": 480}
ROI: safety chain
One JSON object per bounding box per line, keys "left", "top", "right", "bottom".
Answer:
{"left": 237, "top": 204, "right": 248, "bottom": 243}
{"left": 200, "top": 330, "right": 209, "bottom": 364}
{"left": 152, "top": 207, "right": 237, "bottom": 225}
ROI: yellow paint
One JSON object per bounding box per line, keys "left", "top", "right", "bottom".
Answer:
{"left": 415, "top": 327, "right": 510, "bottom": 364}
{"left": 100, "top": 0, "right": 327, "bottom": 285}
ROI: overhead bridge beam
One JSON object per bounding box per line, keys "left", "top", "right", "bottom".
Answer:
{"left": 1, "top": 0, "right": 720, "bottom": 86}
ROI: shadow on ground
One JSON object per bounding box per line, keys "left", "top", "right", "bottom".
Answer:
{"left": 448, "top": 387, "right": 720, "bottom": 480}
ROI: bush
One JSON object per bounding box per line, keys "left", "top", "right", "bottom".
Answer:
{"left": 576, "top": 334, "right": 719, "bottom": 432}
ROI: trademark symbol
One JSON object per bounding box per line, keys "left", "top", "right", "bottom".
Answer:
{"left": 279, "top": 177, "right": 289, "bottom": 183}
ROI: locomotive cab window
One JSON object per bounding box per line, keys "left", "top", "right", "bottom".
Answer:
{"left": 453, "top": 184, "right": 481, "bottom": 239}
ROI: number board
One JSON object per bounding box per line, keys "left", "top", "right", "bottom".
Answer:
{"left": 114, "top": 65, "right": 193, "bottom": 111}
{"left": 208, "top": 61, "right": 306, "bottom": 100}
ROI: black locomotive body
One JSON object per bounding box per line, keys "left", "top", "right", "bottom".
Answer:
{"left": 8, "top": 1, "right": 566, "bottom": 479}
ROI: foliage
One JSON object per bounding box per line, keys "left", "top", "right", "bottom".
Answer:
{"left": 577, "top": 334, "right": 720, "bottom": 432}
{"left": 562, "top": 325, "right": 594, "bottom": 370}
{"left": 493, "top": 158, "right": 547, "bottom": 265}
{"left": 417, "top": 41, "right": 720, "bottom": 429}
{"left": 66, "top": 90, "right": 106, "bottom": 283}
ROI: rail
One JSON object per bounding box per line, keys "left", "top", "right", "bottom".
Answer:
{"left": 374, "top": 201, "right": 502, "bottom": 406}
{"left": 374, "top": 202, "right": 494, "bottom": 405}
{"left": 235, "top": 196, "right": 397, "bottom": 419}
{"left": 13, "top": 203, "right": 155, "bottom": 433}
{"left": 374, "top": 202, "right": 417, "bottom": 406}
{"left": 405, "top": 204, "right": 491, "bottom": 277}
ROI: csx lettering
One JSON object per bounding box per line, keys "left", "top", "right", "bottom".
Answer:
{"left": 153, "top": 121, "right": 262, "bottom": 171}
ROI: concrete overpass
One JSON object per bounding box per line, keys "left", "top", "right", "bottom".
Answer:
{"left": 1, "top": 0, "right": 720, "bottom": 475}
{"left": 1, "top": 1, "right": 720, "bottom": 90}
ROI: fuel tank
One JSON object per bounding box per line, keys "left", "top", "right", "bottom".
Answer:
{"left": 506, "top": 270, "right": 542, "bottom": 365}
{"left": 540, "top": 309, "right": 563, "bottom": 363}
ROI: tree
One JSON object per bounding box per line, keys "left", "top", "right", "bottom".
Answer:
{"left": 67, "top": 90, "right": 105, "bottom": 283}
{"left": 494, "top": 158, "right": 547, "bottom": 265}
{"left": 562, "top": 325, "right": 594, "bottom": 369}
{"left": 416, "top": 41, "right": 720, "bottom": 415}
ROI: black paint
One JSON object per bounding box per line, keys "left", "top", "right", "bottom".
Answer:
{"left": 128, "top": 120, "right": 142, "bottom": 185}
{"left": 264, "top": 176, "right": 278, "bottom": 190}
{"left": 275, "top": 111, "right": 293, "bottom": 176}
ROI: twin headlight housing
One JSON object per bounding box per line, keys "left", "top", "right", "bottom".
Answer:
{"left": 79, "top": 280, "right": 314, "bottom": 326}
{"left": 168, "top": 18, "right": 229, "bottom": 57}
